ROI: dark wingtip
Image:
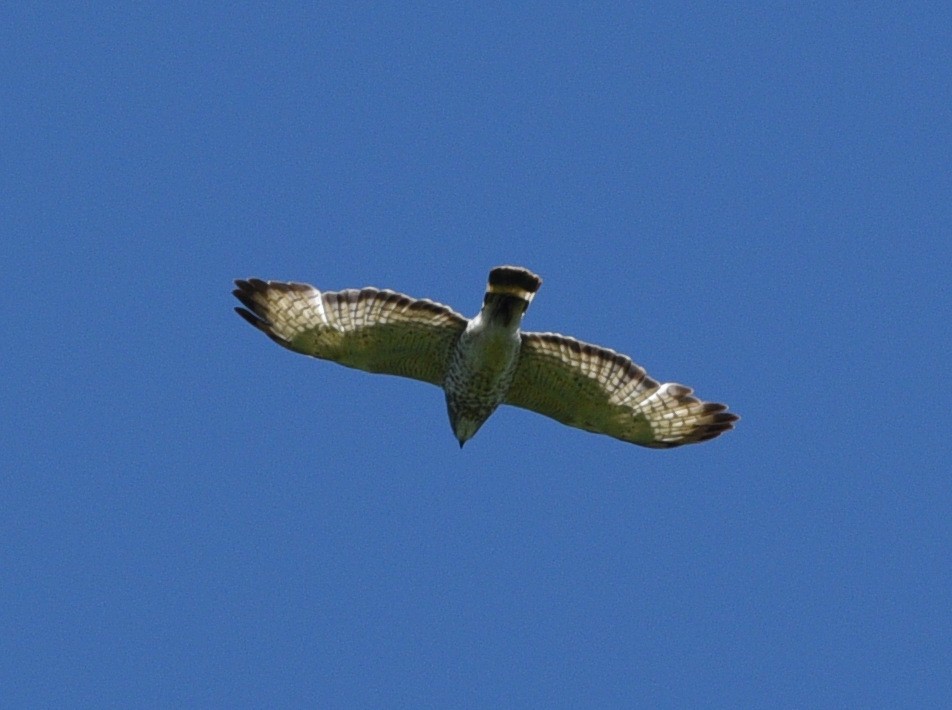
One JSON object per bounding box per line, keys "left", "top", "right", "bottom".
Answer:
{"left": 234, "top": 306, "right": 260, "bottom": 327}
{"left": 232, "top": 289, "right": 259, "bottom": 313}
{"left": 232, "top": 280, "right": 288, "bottom": 345}
{"left": 690, "top": 409, "right": 739, "bottom": 443}
{"left": 711, "top": 412, "right": 740, "bottom": 424}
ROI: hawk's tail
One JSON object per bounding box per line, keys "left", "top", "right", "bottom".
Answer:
{"left": 487, "top": 266, "right": 542, "bottom": 305}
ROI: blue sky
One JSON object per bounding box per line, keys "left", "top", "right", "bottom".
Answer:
{"left": 4, "top": 3, "right": 950, "bottom": 707}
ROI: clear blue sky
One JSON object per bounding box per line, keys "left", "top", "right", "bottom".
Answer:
{"left": 4, "top": 4, "right": 950, "bottom": 707}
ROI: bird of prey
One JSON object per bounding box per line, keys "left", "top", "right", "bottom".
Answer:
{"left": 233, "top": 266, "right": 738, "bottom": 448}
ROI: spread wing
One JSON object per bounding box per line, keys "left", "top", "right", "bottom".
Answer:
{"left": 505, "top": 332, "right": 738, "bottom": 448}
{"left": 233, "top": 279, "right": 467, "bottom": 385}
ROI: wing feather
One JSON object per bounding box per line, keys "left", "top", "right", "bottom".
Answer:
{"left": 505, "top": 332, "right": 738, "bottom": 447}
{"left": 233, "top": 279, "right": 467, "bottom": 385}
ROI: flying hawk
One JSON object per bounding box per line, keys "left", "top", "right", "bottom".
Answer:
{"left": 233, "top": 266, "right": 738, "bottom": 448}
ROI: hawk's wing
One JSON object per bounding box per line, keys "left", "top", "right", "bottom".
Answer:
{"left": 505, "top": 332, "right": 738, "bottom": 448}
{"left": 234, "top": 279, "right": 467, "bottom": 385}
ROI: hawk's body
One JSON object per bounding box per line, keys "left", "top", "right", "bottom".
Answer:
{"left": 233, "top": 266, "right": 738, "bottom": 448}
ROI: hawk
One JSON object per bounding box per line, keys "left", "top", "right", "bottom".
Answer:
{"left": 233, "top": 266, "right": 738, "bottom": 448}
